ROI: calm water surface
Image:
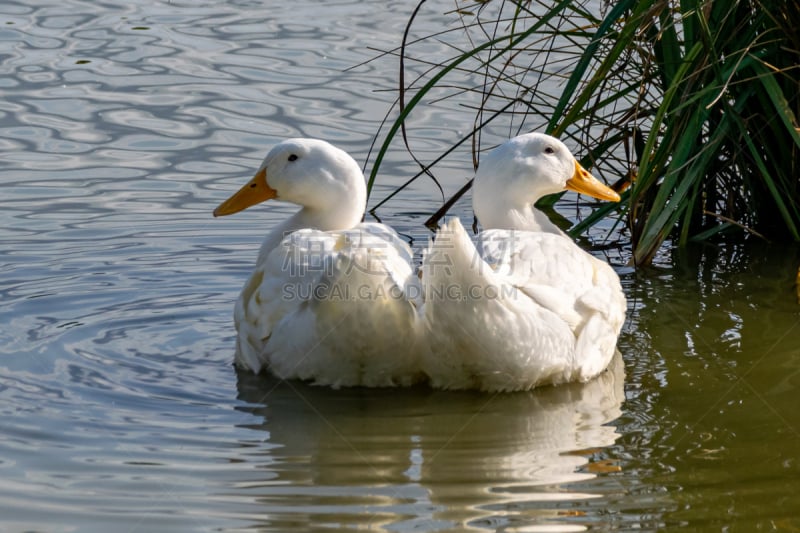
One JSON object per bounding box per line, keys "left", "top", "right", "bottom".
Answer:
{"left": 2, "top": 1, "right": 799, "bottom": 531}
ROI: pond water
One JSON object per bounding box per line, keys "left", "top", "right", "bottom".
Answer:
{"left": 2, "top": 1, "right": 799, "bottom": 531}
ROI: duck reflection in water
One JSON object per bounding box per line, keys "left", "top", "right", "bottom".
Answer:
{"left": 230, "top": 352, "right": 625, "bottom": 531}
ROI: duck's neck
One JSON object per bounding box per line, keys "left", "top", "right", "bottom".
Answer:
{"left": 256, "top": 204, "right": 363, "bottom": 265}
{"left": 474, "top": 193, "right": 563, "bottom": 234}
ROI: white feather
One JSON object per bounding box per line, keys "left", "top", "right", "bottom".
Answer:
{"left": 235, "top": 225, "right": 424, "bottom": 387}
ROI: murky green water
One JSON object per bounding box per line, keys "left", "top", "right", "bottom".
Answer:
{"left": 2, "top": 1, "right": 799, "bottom": 531}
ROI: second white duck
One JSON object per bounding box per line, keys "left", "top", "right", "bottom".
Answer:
{"left": 422, "top": 133, "right": 626, "bottom": 391}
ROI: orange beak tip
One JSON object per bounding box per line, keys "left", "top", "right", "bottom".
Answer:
{"left": 213, "top": 168, "right": 277, "bottom": 217}
{"left": 568, "top": 161, "right": 620, "bottom": 203}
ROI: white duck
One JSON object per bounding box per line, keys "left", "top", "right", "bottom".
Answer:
{"left": 422, "top": 133, "right": 626, "bottom": 391}
{"left": 214, "top": 138, "right": 424, "bottom": 387}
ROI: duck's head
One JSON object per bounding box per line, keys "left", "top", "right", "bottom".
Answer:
{"left": 213, "top": 138, "right": 366, "bottom": 229}
{"left": 473, "top": 133, "right": 620, "bottom": 231}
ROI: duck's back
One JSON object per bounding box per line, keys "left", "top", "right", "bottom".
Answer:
{"left": 234, "top": 223, "right": 424, "bottom": 388}
{"left": 479, "top": 228, "right": 625, "bottom": 377}
{"left": 422, "top": 218, "right": 625, "bottom": 391}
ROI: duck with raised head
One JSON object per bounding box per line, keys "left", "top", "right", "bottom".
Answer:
{"left": 422, "top": 133, "right": 626, "bottom": 391}
{"left": 214, "top": 138, "right": 424, "bottom": 388}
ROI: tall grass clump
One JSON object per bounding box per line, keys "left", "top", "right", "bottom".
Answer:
{"left": 367, "top": 0, "right": 800, "bottom": 265}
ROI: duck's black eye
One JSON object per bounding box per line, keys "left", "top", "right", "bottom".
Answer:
{"left": 288, "top": 154, "right": 298, "bottom": 162}
{"left": 544, "top": 146, "right": 555, "bottom": 155}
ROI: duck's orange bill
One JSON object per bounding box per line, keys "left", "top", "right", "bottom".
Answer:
{"left": 565, "top": 161, "right": 620, "bottom": 202}
{"left": 213, "top": 167, "right": 278, "bottom": 217}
